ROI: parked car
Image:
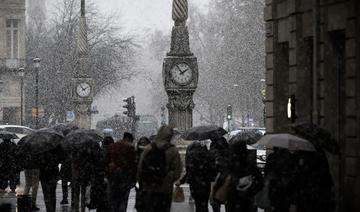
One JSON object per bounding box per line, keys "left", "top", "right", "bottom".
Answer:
{"left": 0, "top": 125, "right": 34, "bottom": 143}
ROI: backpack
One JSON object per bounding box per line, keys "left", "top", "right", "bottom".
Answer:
{"left": 141, "top": 142, "right": 173, "bottom": 185}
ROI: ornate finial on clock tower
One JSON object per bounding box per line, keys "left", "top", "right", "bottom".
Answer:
{"left": 172, "top": 0, "right": 188, "bottom": 26}
{"left": 77, "top": 0, "right": 88, "bottom": 75}
{"left": 168, "top": 0, "right": 192, "bottom": 57}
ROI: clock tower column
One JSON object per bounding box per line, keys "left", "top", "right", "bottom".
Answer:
{"left": 163, "top": 0, "right": 198, "bottom": 131}
{"left": 72, "top": 0, "right": 94, "bottom": 129}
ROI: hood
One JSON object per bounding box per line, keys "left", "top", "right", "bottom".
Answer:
{"left": 155, "top": 125, "right": 174, "bottom": 145}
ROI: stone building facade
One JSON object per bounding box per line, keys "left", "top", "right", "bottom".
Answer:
{"left": 0, "top": 0, "right": 26, "bottom": 124}
{"left": 264, "top": 0, "right": 359, "bottom": 211}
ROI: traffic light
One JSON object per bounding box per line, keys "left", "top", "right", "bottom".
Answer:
{"left": 227, "top": 105, "right": 232, "bottom": 120}
{"left": 123, "top": 96, "right": 136, "bottom": 117}
{"left": 123, "top": 97, "right": 132, "bottom": 117}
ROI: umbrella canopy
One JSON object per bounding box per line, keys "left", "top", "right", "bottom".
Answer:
{"left": 291, "top": 122, "right": 340, "bottom": 154}
{"left": 64, "top": 129, "right": 103, "bottom": 151}
{"left": 181, "top": 125, "right": 227, "bottom": 141}
{"left": 0, "top": 131, "right": 19, "bottom": 140}
{"left": 17, "top": 128, "right": 65, "bottom": 169}
{"left": 52, "top": 123, "right": 79, "bottom": 136}
{"left": 229, "top": 131, "right": 263, "bottom": 145}
{"left": 257, "top": 133, "right": 316, "bottom": 152}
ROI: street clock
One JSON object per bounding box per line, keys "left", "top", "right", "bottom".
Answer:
{"left": 76, "top": 82, "right": 91, "bottom": 97}
{"left": 170, "top": 63, "right": 193, "bottom": 85}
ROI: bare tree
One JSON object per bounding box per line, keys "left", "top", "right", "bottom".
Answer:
{"left": 25, "top": 0, "right": 139, "bottom": 126}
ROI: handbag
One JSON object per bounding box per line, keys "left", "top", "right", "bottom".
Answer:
{"left": 173, "top": 185, "right": 185, "bottom": 202}
{"left": 213, "top": 174, "right": 232, "bottom": 204}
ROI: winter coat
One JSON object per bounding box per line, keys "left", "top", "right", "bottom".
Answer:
{"left": 214, "top": 142, "right": 263, "bottom": 212}
{"left": 137, "top": 125, "right": 183, "bottom": 194}
{"left": 293, "top": 150, "right": 335, "bottom": 211}
{"left": 60, "top": 157, "right": 72, "bottom": 182}
{"left": 107, "top": 140, "right": 137, "bottom": 189}
{"left": 38, "top": 146, "right": 64, "bottom": 182}
{"left": 0, "top": 140, "right": 18, "bottom": 177}
{"left": 185, "top": 142, "right": 217, "bottom": 193}
{"left": 210, "top": 138, "right": 231, "bottom": 173}
{"left": 72, "top": 143, "right": 102, "bottom": 186}
{"left": 264, "top": 148, "right": 297, "bottom": 206}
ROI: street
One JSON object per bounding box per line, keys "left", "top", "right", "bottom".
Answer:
{"left": 0, "top": 172, "right": 234, "bottom": 212}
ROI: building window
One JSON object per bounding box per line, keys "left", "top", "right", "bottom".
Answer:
{"left": 6, "top": 19, "right": 19, "bottom": 59}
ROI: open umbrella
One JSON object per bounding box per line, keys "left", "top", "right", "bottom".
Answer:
{"left": 291, "top": 122, "right": 340, "bottom": 154}
{"left": 257, "top": 133, "right": 316, "bottom": 152}
{"left": 64, "top": 129, "right": 103, "bottom": 152}
{"left": 229, "top": 131, "right": 263, "bottom": 145}
{"left": 17, "top": 128, "right": 65, "bottom": 169}
{"left": 52, "top": 123, "right": 79, "bottom": 136}
{"left": 0, "top": 131, "right": 19, "bottom": 140}
{"left": 181, "top": 125, "right": 227, "bottom": 141}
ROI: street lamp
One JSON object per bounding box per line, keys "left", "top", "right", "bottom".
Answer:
{"left": 260, "top": 79, "right": 266, "bottom": 127}
{"left": 18, "top": 67, "right": 25, "bottom": 126}
{"left": 33, "top": 57, "right": 40, "bottom": 129}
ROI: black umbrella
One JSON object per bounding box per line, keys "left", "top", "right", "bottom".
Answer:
{"left": 52, "top": 123, "right": 79, "bottom": 136}
{"left": 17, "top": 128, "right": 65, "bottom": 169}
{"left": 229, "top": 131, "right": 263, "bottom": 145}
{"left": 64, "top": 129, "right": 103, "bottom": 152}
{"left": 181, "top": 125, "right": 227, "bottom": 141}
{"left": 0, "top": 131, "right": 19, "bottom": 140}
{"left": 291, "top": 122, "right": 340, "bottom": 154}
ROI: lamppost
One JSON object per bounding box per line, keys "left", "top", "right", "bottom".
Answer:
{"left": 33, "top": 57, "right": 40, "bottom": 129}
{"left": 18, "top": 67, "right": 25, "bottom": 125}
{"left": 160, "top": 106, "right": 166, "bottom": 126}
{"left": 260, "top": 79, "right": 266, "bottom": 127}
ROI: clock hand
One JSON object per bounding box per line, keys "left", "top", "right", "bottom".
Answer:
{"left": 180, "top": 68, "right": 189, "bottom": 75}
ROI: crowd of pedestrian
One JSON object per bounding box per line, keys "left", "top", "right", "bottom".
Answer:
{"left": 0, "top": 124, "right": 336, "bottom": 212}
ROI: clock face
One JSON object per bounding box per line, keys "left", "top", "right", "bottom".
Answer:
{"left": 76, "top": 82, "right": 91, "bottom": 97}
{"left": 170, "top": 63, "right": 192, "bottom": 85}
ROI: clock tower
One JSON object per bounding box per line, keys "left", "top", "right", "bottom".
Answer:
{"left": 72, "top": 0, "right": 94, "bottom": 129}
{"left": 163, "top": 0, "right": 198, "bottom": 131}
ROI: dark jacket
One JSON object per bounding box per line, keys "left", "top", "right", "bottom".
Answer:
{"left": 137, "top": 126, "right": 183, "bottom": 194}
{"left": 72, "top": 143, "right": 102, "bottom": 186}
{"left": 107, "top": 140, "right": 137, "bottom": 188}
{"left": 0, "top": 140, "right": 18, "bottom": 176}
{"left": 264, "top": 148, "right": 297, "bottom": 206}
{"left": 215, "top": 141, "right": 263, "bottom": 207}
{"left": 185, "top": 142, "right": 216, "bottom": 193}
{"left": 293, "top": 150, "right": 335, "bottom": 211}
{"left": 210, "top": 138, "right": 231, "bottom": 173}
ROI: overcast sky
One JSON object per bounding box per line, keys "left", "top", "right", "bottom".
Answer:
{"left": 95, "top": 0, "right": 210, "bottom": 33}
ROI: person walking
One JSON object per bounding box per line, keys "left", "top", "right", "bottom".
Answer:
{"left": 137, "top": 125, "right": 183, "bottom": 212}
{"left": 23, "top": 169, "right": 40, "bottom": 211}
{"left": 293, "top": 150, "right": 335, "bottom": 212}
{"left": 176, "top": 141, "right": 217, "bottom": 212}
{"left": 72, "top": 142, "right": 102, "bottom": 212}
{"left": 264, "top": 147, "right": 296, "bottom": 212}
{"left": 106, "top": 132, "right": 137, "bottom": 212}
{"left": 0, "top": 139, "right": 18, "bottom": 193}
{"left": 59, "top": 157, "right": 71, "bottom": 205}
{"left": 39, "top": 146, "right": 64, "bottom": 212}
{"left": 213, "top": 140, "right": 263, "bottom": 212}
{"left": 136, "top": 137, "right": 151, "bottom": 164}
{"left": 209, "top": 137, "right": 231, "bottom": 212}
